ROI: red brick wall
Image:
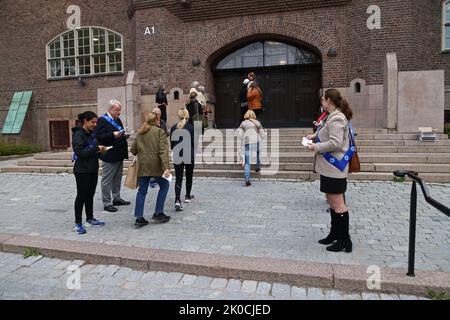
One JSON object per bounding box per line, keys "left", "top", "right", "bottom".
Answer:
{"left": 0, "top": 0, "right": 133, "bottom": 110}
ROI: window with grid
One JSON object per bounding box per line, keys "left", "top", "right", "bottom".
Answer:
{"left": 444, "top": 1, "right": 450, "bottom": 51}
{"left": 47, "top": 27, "right": 123, "bottom": 79}
{"left": 216, "top": 41, "right": 321, "bottom": 70}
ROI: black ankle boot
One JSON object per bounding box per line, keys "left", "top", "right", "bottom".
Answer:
{"left": 318, "top": 209, "right": 337, "bottom": 245}
{"left": 326, "top": 211, "right": 352, "bottom": 253}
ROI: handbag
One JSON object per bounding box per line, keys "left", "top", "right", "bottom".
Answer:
{"left": 124, "top": 157, "right": 138, "bottom": 189}
{"left": 348, "top": 126, "right": 360, "bottom": 173}
{"left": 192, "top": 102, "right": 208, "bottom": 129}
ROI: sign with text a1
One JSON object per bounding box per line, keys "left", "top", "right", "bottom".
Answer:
{"left": 145, "top": 26, "right": 156, "bottom": 36}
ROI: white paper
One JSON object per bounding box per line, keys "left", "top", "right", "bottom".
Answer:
{"left": 105, "top": 146, "right": 113, "bottom": 151}
{"left": 301, "top": 137, "right": 313, "bottom": 147}
{"left": 162, "top": 173, "right": 173, "bottom": 182}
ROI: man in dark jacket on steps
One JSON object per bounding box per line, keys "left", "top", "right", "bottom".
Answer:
{"left": 95, "top": 100, "right": 130, "bottom": 212}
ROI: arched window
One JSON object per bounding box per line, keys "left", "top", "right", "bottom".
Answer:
{"left": 354, "top": 82, "right": 361, "bottom": 93}
{"left": 47, "top": 27, "right": 123, "bottom": 79}
{"left": 215, "top": 41, "right": 321, "bottom": 70}
{"left": 443, "top": 1, "right": 450, "bottom": 51}
{"left": 174, "top": 91, "right": 180, "bottom": 100}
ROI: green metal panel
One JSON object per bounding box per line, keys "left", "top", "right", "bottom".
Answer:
{"left": 1, "top": 92, "right": 23, "bottom": 134}
{"left": 1, "top": 91, "right": 32, "bottom": 134}
{"left": 10, "top": 91, "right": 32, "bottom": 134}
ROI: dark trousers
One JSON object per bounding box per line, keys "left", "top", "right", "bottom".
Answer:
{"left": 174, "top": 163, "right": 195, "bottom": 202}
{"left": 240, "top": 105, "right": 248, "bottom": 122}
{"left": 74, "top": 173, "right": 98, "bottom": 224}
{"left": 253, "top": 108, "right": 263, "bottom": 119}
{"left": 158, "top": 104, "right": 167, "bottom": 123}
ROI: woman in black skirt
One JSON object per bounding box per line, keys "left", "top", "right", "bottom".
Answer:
{"left": 307, "top": 89, "right": 353, "bottom": 253}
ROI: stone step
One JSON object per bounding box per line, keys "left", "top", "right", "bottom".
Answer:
{"left": 4, "top": 166, "right": 450, "bottom": 182}
{"left": 354, "top": 140, "right": 450, "bottom": 146}
{"left": 210, "top": 131, "right": 449, "bottom": 140}
{"left": 15, "top": 159, "right": 450, "bottom": 174}
{"left": 198, "top": 138, "right": 450, "bottom": 146}
{"left": 358, "top": 146, "right": 450, "bottom": 153}
{"left": 30, "top": 152, "right": 450, "bottom": 164}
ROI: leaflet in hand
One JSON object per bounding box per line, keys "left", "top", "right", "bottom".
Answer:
{"left": 105, "top": 146, "right": 113, "bottom": 151}
{"left": 162, "top": 173, "right": 173, "bottom": 182}
{"left": 301, "top": 137, "right": 313, "bottom": 147}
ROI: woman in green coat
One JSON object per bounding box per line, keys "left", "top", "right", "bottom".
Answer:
{"left": 131, "top": 112, "right": 171, "bottom": 227}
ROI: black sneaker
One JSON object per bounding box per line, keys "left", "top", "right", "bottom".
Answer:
{"left": 184, "top": 195, "right": 195, "bottom": 203}
{"left": 104, "top": 205, "right": 118, "bottom": 212}
{"left": 113, "top": 199, "right": 131, "bottom": 206}
{"left": 152, "top": 213, "right": 170, "bottom": 223}
{"left": 245, "top": 181, "right": 251, "bottom": 187}
{"left": 135, "top": 217, "right": 149, "bottom": 227}
{"left": 175, "top": 202, "right": 183, "bottom": 212}
{"left": 255, "top": 167, "right": 261, "bottom": 173}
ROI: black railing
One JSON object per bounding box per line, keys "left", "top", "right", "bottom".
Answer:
{"left": 393, "top": 171, "right": 450, "bottom": 277}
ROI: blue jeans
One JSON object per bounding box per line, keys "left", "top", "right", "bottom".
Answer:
{"left": 244, "top": 143, "right": 261, "bottom": 182}
{"left": 134, "top": 176, "right": 169, "bottom": 218}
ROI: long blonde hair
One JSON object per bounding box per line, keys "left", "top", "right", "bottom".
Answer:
{"left": 138, "top": 112, "right": 157, "bottom": 134}
{"left": 177, "top": 108, "right": 190, "bottom": 129}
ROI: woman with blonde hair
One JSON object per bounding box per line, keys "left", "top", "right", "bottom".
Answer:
{"left": 170, "top": 108, "right": 195, "bottom": 211}
{"left": 307, "top": 89, "right": 354, "bottom": 253}
{"left": 236, "top": 110, "right": 265, "bottom": 186}
{"left": 131, "top": 112, "right": 171, "bottom": 226}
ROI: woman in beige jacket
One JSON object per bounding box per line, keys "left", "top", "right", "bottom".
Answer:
{"left": 131, "top": 112, "right": 171, "bottom": 227}
{"left": 307, "top": 89, "right": 354, "bottom": 253}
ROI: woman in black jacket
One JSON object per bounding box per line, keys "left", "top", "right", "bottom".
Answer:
{"left": 72, "top": 111, "right": 107, "bottom": 234}
{"left": 185, "top": 91, "right": 201, "bottom": 126}
{"left": 155, "top": 84, "right": 168, "bottom": 123}
{"left": 170, "top": 108, "right": 195, "bottom": 211}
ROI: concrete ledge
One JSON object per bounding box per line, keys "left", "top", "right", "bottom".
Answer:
{"left": 0, "top": 154, "right": 34, "bottom": 162}
{"left": 1, "top": 233, "right": 448, "bottom": 296}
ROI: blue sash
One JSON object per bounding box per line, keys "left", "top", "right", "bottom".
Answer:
{"left": 72, "top": 133, "right": 97, "bottom": 162}
{"left": 102, "top": 114, "right": 123, "bottom": 131}
{"left": 317, "top": 120, "right": 356, "bottom": 172}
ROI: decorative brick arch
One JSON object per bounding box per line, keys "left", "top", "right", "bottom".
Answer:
{"left": 197, "top": 20, "right": 336, "bottom": 64}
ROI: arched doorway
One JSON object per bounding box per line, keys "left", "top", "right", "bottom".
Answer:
{"left": 213, "top": 40, "right": 322, "bottom": 128}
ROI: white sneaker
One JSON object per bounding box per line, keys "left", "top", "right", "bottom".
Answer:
{"left": 184, "top": 195, "right": 194, "bottom": 203}
{"left": 175, "top": 202, "right": 183, "bottom": 211}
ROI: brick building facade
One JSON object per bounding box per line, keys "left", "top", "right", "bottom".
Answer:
{"left": 0, "top": 0, "right": 449, "bottom": 150}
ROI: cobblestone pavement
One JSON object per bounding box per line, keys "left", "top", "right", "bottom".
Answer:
{"left": 0, "top": 173, "right": 449, "bottom": 272}
{"left": 0, "top": 252, "right": 429, "bottom": 300}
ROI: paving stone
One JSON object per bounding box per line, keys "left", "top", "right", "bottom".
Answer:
{"left": 362, "top": 293, "right": 381, "bottom": 300}
{"left": 307, "top": 287, "right": 325, "bottom": 300}
{"left": 163, "top": 272, "right": 184, "bottom": 286}
{"left": 271, "top": 283, "right": 290, "bottom": 299}
{"left": 399, "top": 294, "right": 419, "bottom": 300}
{"left": 226, "top": 279, "right": 242, "bottom": 292}
{"left": 241, "top": 280, "right": 258, "bottom": 293}
{"left": 192, "top": 276, "right": 212, "bottom": 289}
{"left": 291, "top": 286, "right": 307, "bottom": 300}
{"left": 210, "top": 278, "right": 228, "bottom": 290}
{"left": 256, "top": 282, "right": 272, "bottom": 296}
{"left": 179, "top": 274, "right": 197, "bottom": 286}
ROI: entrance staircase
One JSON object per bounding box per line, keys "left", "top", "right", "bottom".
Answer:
{"left": 2, "top": 128, "right": 450, "bottom": 182}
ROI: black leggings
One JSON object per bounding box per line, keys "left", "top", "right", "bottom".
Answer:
{"left": 74, "top": 173, "right": 98, "bottom": 224}
{"left": 174, "top": 163, "right": 194, "bottom": 202}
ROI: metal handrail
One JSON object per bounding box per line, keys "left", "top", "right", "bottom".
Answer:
{"left": 393, "top": 170, "right": 450, "bottom": 277}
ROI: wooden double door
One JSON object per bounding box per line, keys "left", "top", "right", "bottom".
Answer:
{"left": 213, "top": 64, "right": 322, "bottom": 128}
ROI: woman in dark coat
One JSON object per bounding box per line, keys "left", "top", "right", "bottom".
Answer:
{"left": 170, "top": 108, "right": 195, "bottom": 211}
{"left": 71, "top": 111, "right": 107, "bottom": 234}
